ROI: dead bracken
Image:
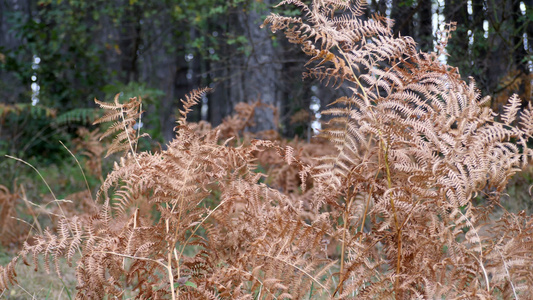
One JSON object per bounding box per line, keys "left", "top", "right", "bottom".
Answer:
{"left": 1, "top": 0, "right": 533, "bottom": 298}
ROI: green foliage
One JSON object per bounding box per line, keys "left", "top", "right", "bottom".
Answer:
{"left": 0, "top": 103, "right": 56, "bottom": 119}
{"left": 0, "top": 103, "right": 71, "bottom": 164}
{"left": 5, "top": 3, "right": 108, "bottom": 110}
{"left": 101, "top": 81, "right": 165, "bottom": 105}
{"left": 3, "top": 0, "right": 228, "bottom": 111}
{"left": 101, "top": 81, "right": 165, "bottom": 145}
{"left": 0, "top": 0, "right": 275, "bottom": 151}
{"left": 54, "top": 108, "right": 101, "bottom": 126}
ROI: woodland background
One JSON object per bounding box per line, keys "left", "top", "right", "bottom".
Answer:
{"left": 0, "top": 0, "right": 531, "bottom": 162}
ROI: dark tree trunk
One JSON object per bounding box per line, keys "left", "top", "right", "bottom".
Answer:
{"left": 484, "top": 0, "right": 513, "bottom": 96}
{"left": 444, "top": 0, "right": 469, "bottom": 72}
{"left": 208, "top": 16, "right": 232, "bottom": 127}
{"left": 0, "top": 0, "right": 35, "bottom": 104}
{"left": 209, "top": 0, "right": 282, "bottom": 132}
{"left": 418, "top": 0, "right": 433, "bottom": 52}
{"left": 118, "top": 3, "right": 142, "bottom": 84}
{"left": 371, "top": 0, "right": 388, "bottom": 17}
{"left": 513, "top": 0, "right": 530, "bottom": 74}
{"left": 391, "top": 0, "right": 414, "bottom": 37}
{"left": 527, "top": 0, "right": 533, "bottom": 66}
{"left": 470, "top": 0, "right": 489, "bottom": 93}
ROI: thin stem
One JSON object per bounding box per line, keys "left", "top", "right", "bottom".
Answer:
{"left": 5, "top": 155, "right": 66, "bottom": 217}
{"left": 98, "top": 251, "right": 168, "bottom": 269}
{"left": 358, "top": 184, "right": 374, "bottom": 239}
{"left": 383, "top": 141, "right": 402, "bottom": 294}
{"left": 338, "top": 189, "right": 355, "bottom": 295}
{"left": 177, "top": 198, "right": 228, "bottom": 262}
{"left": 496, "top": 248, "right": 518, "bottom": 299}
{"left": 339, "top": 50, "right": 369, "bottom": 107}
{"left": 333, "top": 238, "right": 385, "bottom": 296}
{"left": 457, "top": 209, "right": 490, "bottom": 292}
{"left": 258, "top": 254, "right": 331, "bottom": 297}
{"left": 59, "top": 141, "right": 93, "bottom": 202}
{"left": 6, "top": 155, "right": 56, "bottom": 200}
{"left": 136, "top": 102, "right": 142, "bottom": 153}
{"left": 163, "top": 202, "right": 178, "bottom": 299}
{"left": 20, "top": 185, "right": 43, "bottom": 235}
{"left": 119, "top": 104, "right": 141, "bottom": 168}
{"left": 359, "top": 141, "right": 382, "bottom": 242}
{"left": 168, "top": 250, "right": 176, "bottom": 300}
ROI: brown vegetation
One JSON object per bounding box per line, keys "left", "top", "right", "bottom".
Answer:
{"left": 1, "top": 0, "right": 533, "bottom": 298}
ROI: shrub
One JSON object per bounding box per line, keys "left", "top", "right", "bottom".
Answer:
{"left": 1, "top": 0, "right": 533, "bottom": 298}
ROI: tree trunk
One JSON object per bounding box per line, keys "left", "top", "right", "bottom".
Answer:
{"left": 418, "top": 0, "right": 433, "bottom": 52}
{"left": 513, "top": 0, "right": 530, "bottom": 74}
{"left": 470, "top": 0, "right": 490, "bottom": 93}
{"left": 391, "top": 0, "right": 414, "bottom": 38}
{"left": 527, "top": 0, "right": 533, "bottom": 66}
{"left": 484, "top": 0, "right": 513, "bottom": 95}
{"left": 118, "top": 2, "right": 142, "bottom": 84}
{"left": 371, "top": 0, "right": 388, "bottom": 17}
{"left": 444, "top": 0, "right": 469, "bottom": 72}
{"left": 209, "top": 0, "right": 282, "bottom": 132}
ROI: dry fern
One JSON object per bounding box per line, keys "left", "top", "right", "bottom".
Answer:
{"left": 1, "top": 0, "right": 533, "bottom": 298}
{"left": 73, "top": 128, "right": 105, "bottom": 180}
{"left": 263, "top": 0, "right": 533, "bottom": 297}
{"left": 0, "top": 185, "right": 20, "bottom": 247}
{"left": 93, "top": 93, "right": 149, "bottom": 158}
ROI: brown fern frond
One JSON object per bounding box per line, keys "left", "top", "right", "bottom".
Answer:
{"left": 0, "top": 257, "right": 18, "bottom": 291}
{"left": 501, "top": 94, "right": 522, "bottom": 125}
{"left": 0, "top": 184, "right": 24, "bottom": 247}
{"left": 2, "top": 0, "right": 533, "bottom": 298}
{"left": 177, "top": 87, "right": 212, "bottom": 127}
{"left": 520, "top": 103, "right": 533, "bottom": 144}
{"left": 265, "top": 0, "right": 533, "bottom": 297}
{"left": 93, "top": 94, "right": 149, "bottom": 157}
{"left": 74, "top": 128, "right": 105, "bottom": 179}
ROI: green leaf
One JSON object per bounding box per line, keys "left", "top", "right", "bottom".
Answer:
{"left": 173, "top": 280, "right": 197, "bottom": 289}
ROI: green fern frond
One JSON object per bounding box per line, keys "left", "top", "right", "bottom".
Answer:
{"left": 54, "top": 108, "right": 100, "bottom": 125}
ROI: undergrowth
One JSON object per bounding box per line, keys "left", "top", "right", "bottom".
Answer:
{"left": 1, "top": 0, "right": 533, "bottom": 298}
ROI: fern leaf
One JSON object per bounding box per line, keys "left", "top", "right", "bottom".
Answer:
{"left": 94, "top": 94, "right": 147, "bottom": 157}
{"left": 519, "top": 102, "right": 533, "bottom": 136}
{"left": 501, "top": 94, "right": 522, "bottom": 125}
{"left": 54, "top": 108, "right": 100, "bottom": 125}
{"left": 177, "top": 87, "right": 212, "bottom": 126}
